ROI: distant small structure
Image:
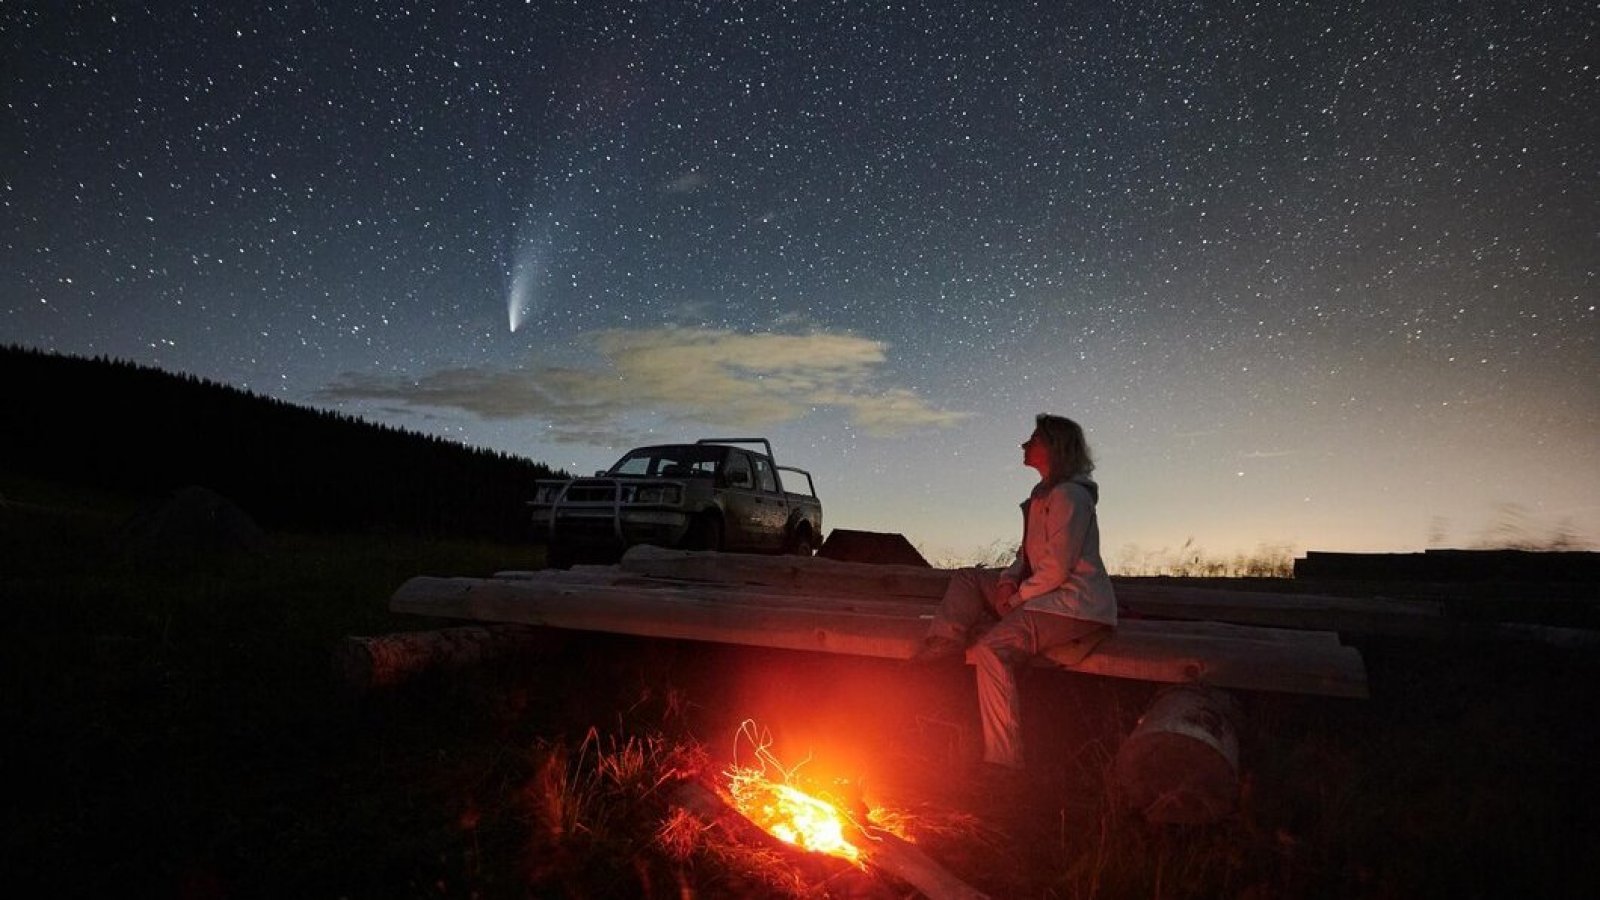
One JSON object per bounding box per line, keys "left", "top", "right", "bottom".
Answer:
{"left": 1295, "top": 549, "right": 1600, "bottom": 583}
{"left": 117, "top": 485, "right": 265, "bottom": 560}
{"left": 816, "top": 529, "right": 930, "bottom": 567}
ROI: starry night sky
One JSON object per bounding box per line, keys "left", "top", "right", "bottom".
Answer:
{"left": 5, "top": 1, "right": 1597, "bottom": 564}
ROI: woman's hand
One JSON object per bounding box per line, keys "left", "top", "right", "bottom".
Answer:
{"left": 994, "top": 579, "right": 1021, "bottom": 615}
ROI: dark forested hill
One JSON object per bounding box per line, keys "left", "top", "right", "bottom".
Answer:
{"left": 1, "top": 345, "right": 563, "bottom": 540}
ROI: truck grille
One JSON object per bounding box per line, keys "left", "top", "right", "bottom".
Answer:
{"left": 555, "top": 517, "right": 617, "bottom": 538}
{"left": 563, "top": 480, "right": 618, "bottom": 503}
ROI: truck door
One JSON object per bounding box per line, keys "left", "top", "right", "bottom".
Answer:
{"left": 719, "top": 450, "right": 765, "bottom": 551}
{"left": 750, "top": 455, "right": 788, "bottom": 548}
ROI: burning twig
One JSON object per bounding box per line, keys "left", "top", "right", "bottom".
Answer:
{"left": 664, "top": 720, "right": 991, "bottom": 899}
{"left": 668, "top": 779, "right": 989, "bottom": 899}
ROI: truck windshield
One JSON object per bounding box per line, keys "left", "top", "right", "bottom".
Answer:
{"left": 607, "top": 445, "right": 723, "bottom": 477}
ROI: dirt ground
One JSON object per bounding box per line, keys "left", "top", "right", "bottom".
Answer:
{"left": 5, "top": 500, "right": 1597, "bottom": 897}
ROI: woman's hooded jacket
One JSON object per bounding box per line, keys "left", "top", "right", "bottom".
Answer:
{"left": 999, "top": 473, "right": 1117, "bottom": 625}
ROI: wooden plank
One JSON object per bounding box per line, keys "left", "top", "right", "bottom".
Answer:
{"left": 390, "top": 576, "right": 1368, "bottom": 697}
{"left": 493, "top": 569, "right": 939, "bottom": 618}
{"left": 501, "top": 569, "right": 1341, "bottom": 648}
{"left": 1063, "top": 627, "right": 1366, "bottom": 698}
{"left": 498, "top": 564, "right": 937, "bottom": 601}
{"left": 1116, "top": 584, "right": 1442, "bottom": 635}
{"left": 617, "top": 546, "right": 1442, "bottom": 636}
{"left": 1477, "top": 622, "right": 1600, "bottom": 649}
{"left": 392, "top": 575, "right": 924, "bottom": 658}
{"left": 495, "top": 569, "right": 666, "bottom": 589}
{"left": 619, "top": 545, "right": 950, "bottom": 598}
{"left": 1119, "top": 618, "right": 1345, "bottom": 649}
{"left": 1294, "top": 548, "right": 1600, "bottom": 582}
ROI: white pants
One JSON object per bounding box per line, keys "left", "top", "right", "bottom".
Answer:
{"left": 930, "top": 568, "right": 1105, "bottom": 770}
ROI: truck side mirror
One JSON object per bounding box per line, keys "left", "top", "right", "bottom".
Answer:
{"left": 727, "top": 470, "right": 751, "bottom": 488}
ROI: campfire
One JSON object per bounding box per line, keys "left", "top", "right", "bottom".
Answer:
{"left": 725, "top": 769, "right": 863, "bottom": 863}
{"left": 723, "top": 720, "right": 868, "bottom": 863}
{"left": 666, "top": 720, "right": 990, "bottom": 900}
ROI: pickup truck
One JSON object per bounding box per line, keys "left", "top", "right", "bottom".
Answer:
{"left": 529, "top": 438, "right": 823, "bottom": 568}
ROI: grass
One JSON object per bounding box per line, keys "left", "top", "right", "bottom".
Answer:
{"left": 5, "top": 477, "right": 1599, "bottom": 897}
{"left": 930, "top": 537, "right": 1300, "bottom": 577}
{"left": 1114, "top": 539, "right": 1299, "bottom": 578}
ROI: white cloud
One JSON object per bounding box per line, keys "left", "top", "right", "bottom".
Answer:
{"left": 319, "top": 326, "right": 966, "bottom": 442}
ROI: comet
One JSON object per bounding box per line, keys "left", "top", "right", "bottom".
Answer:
{"left": 506, "top": 233, "right": 547, "bottom": 333}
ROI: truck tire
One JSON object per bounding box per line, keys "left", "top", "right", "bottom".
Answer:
{"left": 786, "top": 526, "right": 816, "bottom": 557}
{"left": 545, "top": 542, "right": 576, "bottom": 570}
{"left": 684, "top": 512, "right": 724, "bottom": 552}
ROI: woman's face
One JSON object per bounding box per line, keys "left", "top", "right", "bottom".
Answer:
{"left": 1021, "top": 429, "right": 1049, "bottom": 473}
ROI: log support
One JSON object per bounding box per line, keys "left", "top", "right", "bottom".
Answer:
{"left": 1112, "top": 685, "right": 1242, "bottom": 824}
{"left": 333, "top": 624, "right": 545, "bottom": 694}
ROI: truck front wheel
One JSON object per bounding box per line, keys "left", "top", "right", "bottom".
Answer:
{"left": 545, "top": 541, "right": 576, "bottom": 570}
{"left": 684, "top": 513, "right": 724, "bottom": 552}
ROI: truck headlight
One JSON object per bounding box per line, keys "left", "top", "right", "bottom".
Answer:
{"left": 632, "top": 484, "right": 682, "bottom": 505}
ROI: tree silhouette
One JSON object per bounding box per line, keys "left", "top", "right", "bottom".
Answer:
{"left": 1, "top": 345, "right": 564, "bottom": 541}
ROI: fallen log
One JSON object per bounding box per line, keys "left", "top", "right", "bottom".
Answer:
{"left": 390, "top": 575, "right": 1368, "bottom": 697}
{"left": 333, "top": 624, "right": 545, "bottom": 694}
{"left": 669, "top": 778, "right": 990, "bottom": 900}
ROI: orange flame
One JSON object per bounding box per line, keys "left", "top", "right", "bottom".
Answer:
{"left": 723, "top": 720, "right": 864, "bottom": 864}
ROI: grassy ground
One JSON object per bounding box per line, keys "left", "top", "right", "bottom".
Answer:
{"left": 4, "top": 478, "right": 1598, "bottom": 897}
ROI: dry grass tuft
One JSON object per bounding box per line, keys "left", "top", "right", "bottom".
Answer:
{"left": 1115, "top": 538, "right": 1297, "bottom": 577}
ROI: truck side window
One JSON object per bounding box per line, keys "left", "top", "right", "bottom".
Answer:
{"left": 612, "top": 455, "right": 649, "bottom": 476}
{"left": 753, "top": 457, "right": 778, "bottom": 493}
{"left": 723, "top": 452, "right": 753, "bottom": 488}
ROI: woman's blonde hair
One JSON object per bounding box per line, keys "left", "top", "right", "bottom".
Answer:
{"left": 1035, "top": 413, "right": 1094, "bottom": 484}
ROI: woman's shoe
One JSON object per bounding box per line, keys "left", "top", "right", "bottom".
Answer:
{"left": 909, "top": 635, "right": 967, "bottom": 664}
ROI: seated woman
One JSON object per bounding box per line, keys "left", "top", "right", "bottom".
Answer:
{"left": 912, "top": 413, "right": 1117, "bottom": 773}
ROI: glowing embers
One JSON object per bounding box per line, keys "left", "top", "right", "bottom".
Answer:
{"left": 723, "top": 720, "right": 865, "bottom": 864}
{"left": 726, "top": 771, "right": 863, "bottom": 862}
